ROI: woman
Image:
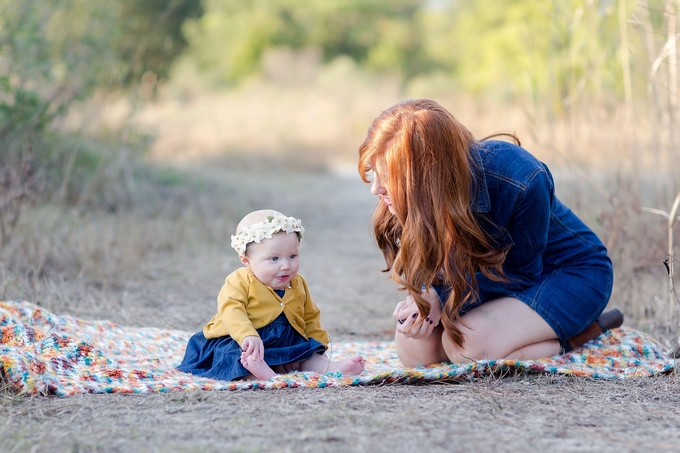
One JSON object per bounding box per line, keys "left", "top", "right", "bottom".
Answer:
{"left": 358, "top": 99, "right": 622, "bottom": 367}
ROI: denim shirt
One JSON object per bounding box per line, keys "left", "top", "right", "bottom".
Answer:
{"left": 467, "top": 140, "right": 609, "bottom": 302}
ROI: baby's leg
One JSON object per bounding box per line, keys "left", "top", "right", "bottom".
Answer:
{"left": 240, "top": 351, "right": 277, "bottom": 380}
{"left": 300, "top": 353, "right": 365, "bottom": 376}
{"left": 274, "top": 361, "right": 301, "bottom": 374}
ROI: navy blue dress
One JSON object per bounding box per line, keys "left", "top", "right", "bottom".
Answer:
{"left": 178, "top": 291, "right": 326, "bottom": 381}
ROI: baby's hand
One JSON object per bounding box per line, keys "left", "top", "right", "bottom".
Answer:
{"left": 241, "top": 336, "right": 264, "bottom": 361}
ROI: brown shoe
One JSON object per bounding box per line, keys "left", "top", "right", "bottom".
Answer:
{"left": 560, "top": 308, "right": 624, "bottom": 353}
{"left": 595, "top": 308, "right": 625, "bottom": 332}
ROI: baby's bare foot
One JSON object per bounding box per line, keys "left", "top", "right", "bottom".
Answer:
{"left": 328, "top": 355, "right": 365, "bottom": 376}
{"left": 240, "top": 352, "right": 277, "bottom": 380}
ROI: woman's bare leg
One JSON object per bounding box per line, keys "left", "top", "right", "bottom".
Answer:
{"left": 503, "top": 340, "right": 561, "bottom": 361}
{"left": 395, "top": 324, "right": 449, "bottom": 368}
{"left": 442, "top": 297, "right": 560, "bottom": 363}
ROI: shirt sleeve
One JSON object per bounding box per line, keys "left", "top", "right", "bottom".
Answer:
{"left": 214, "top": 272, "right": 259, "bottom": 346}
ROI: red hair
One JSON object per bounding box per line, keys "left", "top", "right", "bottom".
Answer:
{"left": 358, "top": 99, "right": 511, "bottom": 348}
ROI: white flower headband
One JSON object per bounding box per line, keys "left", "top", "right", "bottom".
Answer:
{"left": 230, "top": 214, "right": 304, "bottom": 256}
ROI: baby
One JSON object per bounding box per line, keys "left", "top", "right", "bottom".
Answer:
{"left": 178, "top": 209, "right": 364, "bottom": 381}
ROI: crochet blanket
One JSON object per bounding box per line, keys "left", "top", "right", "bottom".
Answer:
{"left": 0, "top": 301, "right": 676, "bottom": 396}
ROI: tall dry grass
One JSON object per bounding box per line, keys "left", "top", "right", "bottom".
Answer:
{"left": 0, "top": 163, "right": 246, "bottom": 323}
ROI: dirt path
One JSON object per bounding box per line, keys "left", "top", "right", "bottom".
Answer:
{"left": 2, "top": 166, "right": 680, "bottom": 453}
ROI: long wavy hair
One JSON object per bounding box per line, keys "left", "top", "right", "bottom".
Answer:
{"left": 358, "top": 99, "right": 513, "bottom": 348}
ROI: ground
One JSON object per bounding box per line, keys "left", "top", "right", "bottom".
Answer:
{"left": 1, "top": 165, "right": 679, "bottom": 453}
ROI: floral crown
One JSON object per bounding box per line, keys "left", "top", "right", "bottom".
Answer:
{"left": 230, "top": 213, "right": 304, "bottom": 256}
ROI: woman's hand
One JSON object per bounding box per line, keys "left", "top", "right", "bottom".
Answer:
{"left": 394, "top": 287, "right": 442, "bottom": 340}
{"left": 241, "top": 336, "right": 265, "bottom": 361}
{"left": 392, "top": 298, "right": 414, "bottom": 323}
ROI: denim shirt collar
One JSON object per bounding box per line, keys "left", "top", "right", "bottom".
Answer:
{"left": 469, "top": 143, "right": 491, "bottom": 213}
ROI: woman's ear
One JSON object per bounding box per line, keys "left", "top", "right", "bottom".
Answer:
{"left": 240, "top": 255, "right": 250, "bottom": 267}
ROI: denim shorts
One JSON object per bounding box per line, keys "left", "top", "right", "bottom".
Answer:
{"left": 432, "top": 251, "right": 614, "bottom": 341}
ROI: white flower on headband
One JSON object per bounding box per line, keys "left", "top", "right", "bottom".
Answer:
{"left": 230, "top": 214, "right": 304, "bottom": 255}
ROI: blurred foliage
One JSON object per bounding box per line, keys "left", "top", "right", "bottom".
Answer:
{"left": 1, "top": 0, "right": 674, "bottom": 141}
{"left": 0, "top": 0, "right": 199, "bottom": 250}
{"left": 0, "top": 1, "right": 120, "bottom": 138}
{"left": 0, "top": 0, "right": 121, "bottom": 246}
{"left": 179, "top": 0, "right": 431, "bottom": 83}
{"left": 0, "top": 0, "right": 201, "bottom": 128}
{"left": 178, "top": 0, "right": 675, "bottom": 106}
{"left": 0, "top": 0, "right": 676, "bottom": 187}
{"left": 0, "top": 0, "right": 201, "bottom": 162}
{"left": 115, "top": 0, "right": 202, "bottom": 85}
{"left": 428, "top": 1, "right": 626, "bottom": 101}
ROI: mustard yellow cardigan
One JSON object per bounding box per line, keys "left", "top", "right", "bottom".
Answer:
{"left": 203, "top": 267, "right": 330, "bottom": 348}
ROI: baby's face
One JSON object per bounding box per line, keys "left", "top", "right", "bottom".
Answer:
{"left": 241, "top": 232, "right": 300, "bottom": 290}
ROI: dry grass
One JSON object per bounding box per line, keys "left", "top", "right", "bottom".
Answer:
{"left": 0, "top": 166, "right": 246, "bottom": 327}
{"left": 2, "top": 375, "right": 680, "bottom": 452}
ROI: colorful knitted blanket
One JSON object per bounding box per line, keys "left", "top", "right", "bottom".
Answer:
{"left": 0, "top": 300, "right": 676, "bottom": 396}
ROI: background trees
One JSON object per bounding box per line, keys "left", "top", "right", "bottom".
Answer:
{"left": 0, "top": 0, "right": 675, "bottom": 216}
{"left": 2, "top": 0, "right": 675, "bottom": 135}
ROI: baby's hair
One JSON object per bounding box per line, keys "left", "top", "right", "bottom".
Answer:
{"left": 230, "top": 209, "right": 305, "bottom": 257}
{"left": 235, "top": 210, "right": 285, "bottom": 236}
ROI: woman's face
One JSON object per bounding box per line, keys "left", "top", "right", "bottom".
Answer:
{"left": 370, "top": 169, "right": 395, "bottom": 215}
